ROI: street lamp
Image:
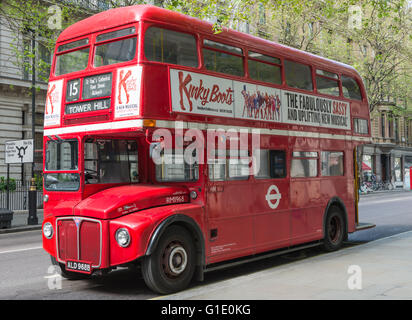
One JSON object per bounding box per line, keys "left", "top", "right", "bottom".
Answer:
{"left": 27, "top": 29, "right": 38, "bottom": 226}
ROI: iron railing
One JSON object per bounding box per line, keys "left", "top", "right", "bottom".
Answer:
{"left": 0, "top": 181, "right": 43, "bottom": 211}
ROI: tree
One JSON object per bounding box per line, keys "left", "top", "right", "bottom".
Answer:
{"left": 2, "top": 0, "right": 409, "bottom": 112}
{"left": 0, "top": 0, "right": 99, "bottom": 84}
{"left": 248, "top": 0, "right": 412, "bottom": 112}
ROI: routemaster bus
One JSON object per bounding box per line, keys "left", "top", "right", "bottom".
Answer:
{"left": 42, "top": 5, "right": 374, "bottom": 294}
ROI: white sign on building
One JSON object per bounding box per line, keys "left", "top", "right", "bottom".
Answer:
{"left": 5, "top": 139, "right": 34, "bottom": 164}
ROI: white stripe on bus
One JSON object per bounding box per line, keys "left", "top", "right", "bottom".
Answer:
{"left": 44, "top": 119, "right": 371, "bottom": 143}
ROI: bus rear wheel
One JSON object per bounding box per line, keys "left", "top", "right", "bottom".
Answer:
{"left": 323, "top": 206, "right": 346, "bottom": 252}
{"left": 142, "top": 225, "right": 196, "bottom": 294}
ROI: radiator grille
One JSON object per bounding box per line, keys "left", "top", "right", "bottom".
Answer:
{"left": 57, "top": 217, "right": 102, "bottom": 267}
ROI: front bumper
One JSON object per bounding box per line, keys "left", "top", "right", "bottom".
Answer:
{"left": 42, "top": 214, "right": 154, "bottom": 271}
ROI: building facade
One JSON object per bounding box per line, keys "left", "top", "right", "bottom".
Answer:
{"left": 0, "top": 14, "right": 47, "bottom": 182}
{"left": 362, "top": 104, "right": 412, "bottom": 190}
{"left": 0, "top": 0, "right": 110, "bottom": 183}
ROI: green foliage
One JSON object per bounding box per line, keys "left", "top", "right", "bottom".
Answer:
{"left": 1, "top": 0, "right": 409, "bottom": 113}
{"left": 0, "top": 0, "right": 98, "bottom": 85}
{"left": 33, "top": 174, "right": 43, "bottom": 190}
{"left": 0, "top": 177, "right": 16, "bottom": 192}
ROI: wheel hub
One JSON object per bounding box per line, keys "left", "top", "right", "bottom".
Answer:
{"left": 162, "top": 241, "right": 188, "bottom": 278}
{"left": 329, "top": 216, "right": 341, "bottom": 243}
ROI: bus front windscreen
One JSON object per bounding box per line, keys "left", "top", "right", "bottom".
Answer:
{"left": 44, "top": 139, "right": 80, "bottom": 191}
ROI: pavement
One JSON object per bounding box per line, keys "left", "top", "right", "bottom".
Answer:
{"left": 0, "top": 209, "right": 43, "bottom": 234}
{"left": 159, "top": 230, "right": 412, "bottom": 300}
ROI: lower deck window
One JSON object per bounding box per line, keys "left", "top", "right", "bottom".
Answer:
{"left": 208, "top": 150, "right": 249, "bottom": 181}
{"left": 84, "top": 139, "right": 138, "bottom": 184}
{"left": 155, "top": 149, "right": 199, "bottom": 182}
{"left": 291, "top": 151, "right": 318, "bottom": 178}
{"left": 255, "top": 149, "right": 286, "bottom": 179}
{"left": 321, "top": 151, "right": 344, "bottom": 176}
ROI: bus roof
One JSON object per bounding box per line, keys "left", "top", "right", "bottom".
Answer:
{"left": 58, "top": 5, "right": 358, "bottom": 76}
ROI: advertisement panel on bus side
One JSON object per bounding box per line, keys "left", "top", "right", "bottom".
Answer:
{"left": 170, "top": 69, "right": 351, "bottom": 131}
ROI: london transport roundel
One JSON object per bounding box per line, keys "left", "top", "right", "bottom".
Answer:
{"left": 266, "top": 185, "right": 282, "bottom": 209}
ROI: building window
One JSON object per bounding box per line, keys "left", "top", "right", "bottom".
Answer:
{"left": 37, "top": 42, "right": 52, "bottom": 82}
{"left": 394, "top": 157, "right": 402, "bottom": 182}
{"left": 394, "top": 118, "right": 399, "bottom": 142}
{"left": 388, "top": 115, "right": 393, "bottom": 138}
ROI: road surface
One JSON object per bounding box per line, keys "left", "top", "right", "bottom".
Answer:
{"left": 0, "top": 191, "right": 410, "bottom": 299}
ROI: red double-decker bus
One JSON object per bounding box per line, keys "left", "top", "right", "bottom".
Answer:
{"left": 42, "top": 5, "right": 373, "bottom": 294}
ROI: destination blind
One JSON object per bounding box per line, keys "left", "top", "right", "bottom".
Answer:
{"left": 65, "top": 98, "right": 111, "bottom": 115}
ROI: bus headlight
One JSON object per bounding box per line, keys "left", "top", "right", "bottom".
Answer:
{"left": 115, "top": 228, "right": 131, "bottom": 248}
{"left": 43, "top": 222, "right": 54, "bottom": 239}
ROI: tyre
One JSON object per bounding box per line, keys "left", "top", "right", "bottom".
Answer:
{"left": 50, "top": 256, "right": 91, "bottom": 280}
{"left": 323, "top": 206, "right": 346, "bottom": 252}
{"left": 141, "top": 225, "right": 196, "bottom": 294}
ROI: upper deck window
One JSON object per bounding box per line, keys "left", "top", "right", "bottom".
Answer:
{"left": 342, "top": 75, "right": 362, "bottom": 100}
{"left": 144, "top": 27, "right": 198, "bottom": 67}
{"left": 55, "top": 48, "right": 89, "bottom": 76}
{"left": 248, "top": 51, "right": 281, "bottom": 85}
{"left": 94, "top": 27, "right": 137, "bottom": 67}
{"left": 316, "top": 69, "right": 340, "bottom": 97}
{"left": 57, "top": 38, "right": 89, "bottom": 53}
{"left": 96, "top": 27, "right": 136, "bottom": 43}
{"left": 94, "top": 37, "right": 137, "bottom": 67}
{"left": 316, "top": 69, "right": 338, "bottom": 79}
{"left": 284, "top": 60, "right": 313, "bottom": 91}
{"left": 203, "top": 40, "right": 244, "bottom": 77}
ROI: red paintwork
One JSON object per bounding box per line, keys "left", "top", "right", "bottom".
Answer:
{"left": 74, "top": 184, "right": 189, "bottom": 219}
{"left": 42, "top": 5, "right": 371, "bottom": 273}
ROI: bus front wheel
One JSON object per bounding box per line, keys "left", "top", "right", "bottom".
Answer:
{"left": 142, "top": 225, "right": 196, "bottom": 294}
{"left": 323, "top": 206, "right": 346, "bottom": 252}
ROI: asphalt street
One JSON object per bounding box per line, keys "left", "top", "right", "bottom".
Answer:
{"left": 0, "top": 191, "right": 411, "bottom": 300}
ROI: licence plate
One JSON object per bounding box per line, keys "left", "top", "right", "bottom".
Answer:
{"left": 66, "top": 260, "right": 92, "bottom": 274}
